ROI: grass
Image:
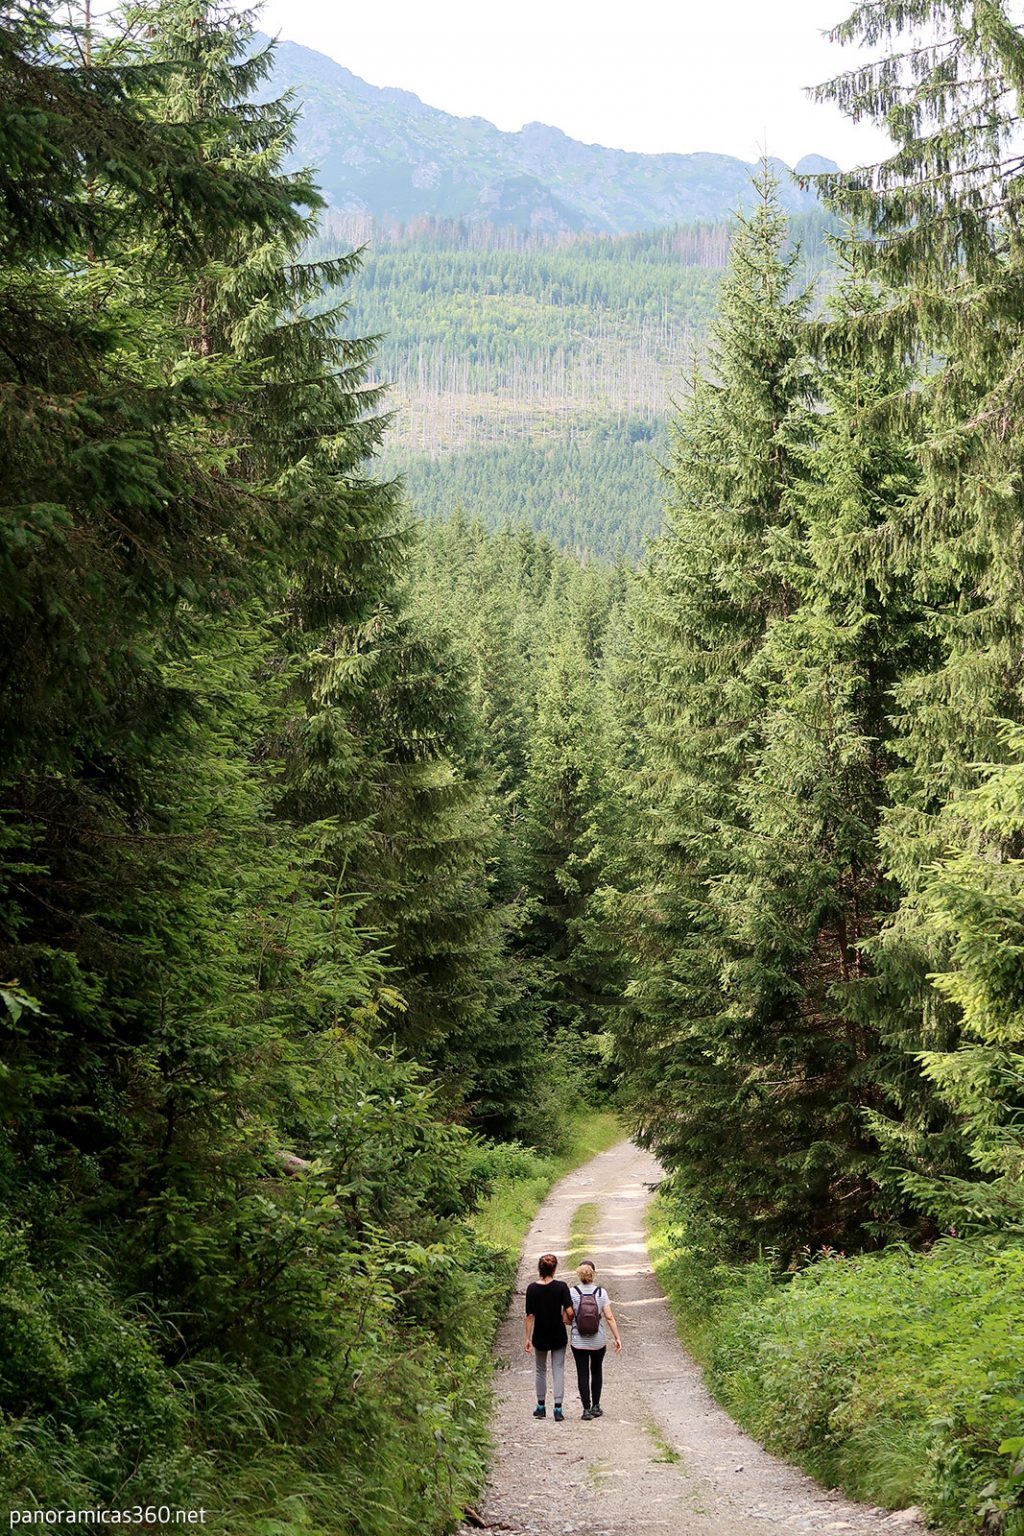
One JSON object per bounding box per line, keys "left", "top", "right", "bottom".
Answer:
{"left": 644, "top": 1418, "right": 682, "bottom": 1465}
{"left": 567, "top": 1201, "right": 601, "bottom": 1269}
{"left": 648, "top": 1189, "right": 1024, "bottom": 1535}
{"left": 469, "top": 1108, "right": 622, "bottom": 1263}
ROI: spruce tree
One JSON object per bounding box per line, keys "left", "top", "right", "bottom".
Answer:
{"left": 522, "top": 626, "right": 619, "bottom": 1059}
{"left": 306, "top": 598, "right": 528, "bottom": 1118}
{"left": 616, "top": 167, "right": 818, "bottom": 1250}
{"left": 409, "top": 515, "right": 630, "bottom": 1125}
{"left": 127, "top": 2, "right": 517, "bottom": 1129}
{"left": 815, "top": 0, "right": 1024, "bottom": 1232}
{"left": 814, "top": 2, "right": 1024, "bottom": 798}
{"left": 873, "top": 730, "right": 1024, "bottom": 1228}
{"left": 0, "top": 9, "right": 505, "bottom": 1526}
{"left": 723, "top": 259, "right": 948, "bottom": 1247}
{"left": 0, "top": 0, "right": 316, "bottom": 1207}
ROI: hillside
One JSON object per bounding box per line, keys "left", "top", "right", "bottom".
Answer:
{"left": 314, "top": 214, "right": 835, "bottom": 559}
{"left": 264, "top": 35, "right": 837, "bottom": 236}
{"left": 12, "top": 14, "right": 1024, "bottom": 1536}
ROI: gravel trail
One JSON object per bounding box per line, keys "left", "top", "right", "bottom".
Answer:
{"left": 463, "top": 1139, "right": 928, "bottom": 1536}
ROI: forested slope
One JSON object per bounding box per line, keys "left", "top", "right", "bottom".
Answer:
{"left": 605, "top": 18, "right": 1024, "bottom": 1525}
{"left": 317, "top": 212, "right": 835, "bottom": 558}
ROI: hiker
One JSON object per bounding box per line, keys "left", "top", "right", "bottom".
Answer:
{"left": 569, "top": 1259, "right": 621, "bottom": 1419}
{"left": 524, "top": 1252, "right": 574, "bottom": 1421}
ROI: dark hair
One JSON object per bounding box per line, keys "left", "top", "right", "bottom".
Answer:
{"left": 538, "top": 1253, "right": 558, "bottom": 1277}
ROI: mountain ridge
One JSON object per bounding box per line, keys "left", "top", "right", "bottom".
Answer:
{"left": 262, "top": 35, "right": 839, "bottom": 235}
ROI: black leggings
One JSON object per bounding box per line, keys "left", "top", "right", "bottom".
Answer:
{"left": 572, "top": 1345, "right": 606, "bottom": 1409}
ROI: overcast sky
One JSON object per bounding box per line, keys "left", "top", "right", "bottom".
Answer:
{"left": 257, "top": 0, "right": 894, "bottom": 169}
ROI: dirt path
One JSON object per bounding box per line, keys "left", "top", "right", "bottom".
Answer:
{"left": 464, "top": 1140, "right": 928, "bottom": 1536}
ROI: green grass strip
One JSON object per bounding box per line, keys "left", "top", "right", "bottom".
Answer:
{"left": 470, "top": 1109, "right": 621, "bottom": 1263}
{"left": 566, "top": 1201, "right": 601, "bottom": 1269}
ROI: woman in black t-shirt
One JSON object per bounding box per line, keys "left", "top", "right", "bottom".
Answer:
{"left": 524, "top": 1253, "right": 573, "bottom": 1421}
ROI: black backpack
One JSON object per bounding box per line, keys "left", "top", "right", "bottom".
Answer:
{"left": 574, "top": 1285, "right": 601, "bottom": 1337}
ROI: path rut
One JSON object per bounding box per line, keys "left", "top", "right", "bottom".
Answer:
{"left": 464, "top": 1139, "right": 928, "bottom": 1536}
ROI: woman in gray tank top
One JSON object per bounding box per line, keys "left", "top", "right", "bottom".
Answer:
{"left": 568, "top": 1259, "right": 622, "bottom": 1419}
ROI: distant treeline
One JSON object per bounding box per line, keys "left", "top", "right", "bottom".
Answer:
{"left": 319, "top": 208, "right": 836, "bottom": 265}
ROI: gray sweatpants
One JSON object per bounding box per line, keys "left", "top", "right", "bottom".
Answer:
{"left": 534, "top": 1346, "right": 566, "bottom": 1403}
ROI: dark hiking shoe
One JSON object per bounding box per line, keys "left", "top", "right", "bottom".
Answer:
{"left": 553, "top": 1406, "right": 564, "bottom": 1422}
{"left": 591, "top": 1405, "right": 603, "bottom": 1417}
{"left": 581, "top": 1408, "right": 593, "bottom": 1420}
{"left": 533, "top": 1404, "right": 546, "bottom": 1418}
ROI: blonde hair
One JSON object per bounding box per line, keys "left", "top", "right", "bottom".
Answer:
{"left": 577, "top": 1262, "right": 595, "bottom": 1283}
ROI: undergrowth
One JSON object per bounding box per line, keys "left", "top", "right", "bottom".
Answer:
{"left": 649, "top": 1189, "right": 1024, "bottom": 1534}
{"left": 0, "top": 1110, "right": 620, "bottom": 1536}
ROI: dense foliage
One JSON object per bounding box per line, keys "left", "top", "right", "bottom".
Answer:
{"left": 617, "top": 85, "right": 1024, "bottom": 1255}
{"left": 608, "top": 8, "right": 1024, "bottom": 1527}
{"left": 386, "top": 422, "right": 665, "bottom": 562}
{"left": 0, "top": 5, "right": 622, "bottom": 1530}
{"left": 649, "top": 1194, "right": 1024, "bottom": 1534}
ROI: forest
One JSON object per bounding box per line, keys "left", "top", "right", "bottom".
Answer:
{"left": 2, "top": 0, "right": 1024, "bottom": 1533}
{"left": 309, "top": 210, "right": 836, "bottom": 558}
{"left": 388, "top": 422, "right": 667, "bottom": 562}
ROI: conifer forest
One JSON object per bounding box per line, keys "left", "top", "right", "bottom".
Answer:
{"left": 3, "top": 1, "right": 1024, "bottom": 1533}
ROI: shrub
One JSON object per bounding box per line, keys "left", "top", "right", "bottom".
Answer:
{"left": 651, "top": 1190, "right": 1024, "bottom": 1533}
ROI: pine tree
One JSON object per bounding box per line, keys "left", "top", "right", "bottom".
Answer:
{"left": 0, "top": 0, "right": 317, "bottom": 1200}
{"left": 409, "top": 514, "right": 630, "bottom": 1122}
{"left": 0, "top": 9, "right": 506, "bottom": 1526}
{"left": 871, "top": 729, "right": 1024, "bottom": 1228}
{"left": 304, "top": 594, "right": 533, "bottom": 1124}
{"left": 521, "top": 617, "right": 622, "bottom": 1099}
{"left": 721, "top": 258, "right": 951, "bottom": 1247}
{"left": 814, "top": 2, "right": 1024, "bottom": 796}
{"left": 128, "top": 1, "right": 514, "bottom": 1128}
{"left": 815, "top": 0, "right": 1024, "bottom": 1232}
{"left": 616, "top": 167, "right": 818, "bottom": 1250}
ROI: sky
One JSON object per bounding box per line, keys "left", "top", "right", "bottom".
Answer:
{"left": 257, "top": 0, "right": 894, "bottom": 170}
